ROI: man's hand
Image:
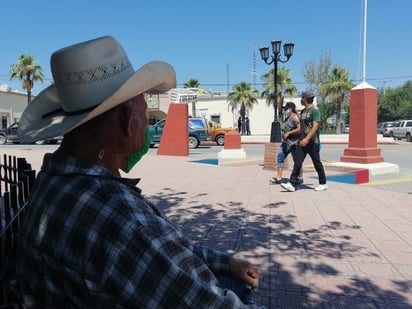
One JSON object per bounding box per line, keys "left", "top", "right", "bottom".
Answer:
{"left": 299, "top": 138, "right": 309, "bottom": 147}
{"left": 228, "top": 257, "right": 260, "bottom": 289}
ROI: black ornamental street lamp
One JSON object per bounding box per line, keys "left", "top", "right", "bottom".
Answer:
{"left": 259, "top": 40, "right": 294, "bottom": 143}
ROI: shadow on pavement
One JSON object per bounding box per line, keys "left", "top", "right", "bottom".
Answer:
{"left": 146, "top": 188, "right": 412, "bottom": 309}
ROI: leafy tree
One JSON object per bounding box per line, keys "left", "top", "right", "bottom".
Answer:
{"left": 227, "top": 82, "right": 258, "bottom": 135}
{"left": 378, "top": 81, "right": 412, "bottom": 121}
{"left": 10, "top": 54, "right": 44, "bottom": 104}
{"left": 321, "top": 66, "right": 354, "bottom": 133}
{"left": 183, "top": 78, "right": 200, "bottom": 117}
{"left": 317, "top": 101, "right": 337, "bottom": 130}
{"left": 302, "top": 51, "right": 332, "bottom": 104}
{"left": 261, "top": 67, "right": 297, "bottom": 120}
{"left": 342, "top": 99, "right": 350, "bottom": 124}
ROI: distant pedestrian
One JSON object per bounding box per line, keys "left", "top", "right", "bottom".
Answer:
{"left": 245, "top": 117, "right": 251, "bottom": 135}
{"left": 281, "top": 91, "right": 327, "bottom": 192}
{"left": 238, "top": 116, "right": 242, "bottom": 133}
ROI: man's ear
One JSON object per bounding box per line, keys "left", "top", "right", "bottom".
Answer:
{"left": 117, "top": 103, "right": 134, "bottom": 137}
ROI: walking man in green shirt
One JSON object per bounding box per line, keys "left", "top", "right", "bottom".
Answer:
{"left": 281, "top": 91, "right": 327, "bottom": 192}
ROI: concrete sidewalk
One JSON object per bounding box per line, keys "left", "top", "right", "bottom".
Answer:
{"left": 139, "top": 155, "right": 412, "bottom": 308}
{"left": 3, "top": 146, "right": 412, "bottom": 308}
{"left": 136, "top": 154, "right": 412, "bottom": 308}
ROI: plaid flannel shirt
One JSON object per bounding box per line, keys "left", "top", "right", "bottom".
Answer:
{"left": 14, "top": 153, "right": 256, "bottom": 308}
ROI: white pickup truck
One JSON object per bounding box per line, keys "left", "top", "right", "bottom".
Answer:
{"left": 392, "top": 119, "right": 412, "bottom": 142}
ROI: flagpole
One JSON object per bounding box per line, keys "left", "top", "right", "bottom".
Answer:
{"left": 362, "top": 0, "right": 367, "bottom": 82}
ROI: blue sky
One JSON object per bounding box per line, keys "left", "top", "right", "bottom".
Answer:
{"left": 1, "top": 0, "right": 411, "bottom": 96}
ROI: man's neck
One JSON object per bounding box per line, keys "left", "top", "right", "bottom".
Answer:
{"left": 56, "top": 140, "right": 123, "bottom": 175}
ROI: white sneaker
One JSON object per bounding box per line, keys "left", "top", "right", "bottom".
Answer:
{"left": 281, "top": 182, "right": 295, "bottom": 192}
{"left": 314, "top": 184, "right": 328, "bottom": 191}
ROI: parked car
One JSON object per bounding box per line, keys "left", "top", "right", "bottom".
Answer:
{"left": 0, "top": 122, "right": 62, "bottom": 145}
{"left": 341, "top": 123, "right": 349, "bottom": 134}
{"left": 208, "top": 121, "right": 234, "bottom": 146}
{"left": 392, "top": 119, "right": 412, "bottom": 142}
{"left": 0, "top": 122, "right": 19, "bottom": 144}
{"left": 377, "top": 121, "right": 398, "bottom": 137}
{"left": 148, "top": 118, "right": 211, "bottom": 149}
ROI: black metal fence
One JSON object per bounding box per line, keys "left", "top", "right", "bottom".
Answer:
{"left": 0, "top": 154, "right": 36, "bottom": 306}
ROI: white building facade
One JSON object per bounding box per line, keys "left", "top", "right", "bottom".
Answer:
{"left": 1, "top": 86, "right": 313, "bottom": 135}
{"left": 156, "top": 90, "right": 311, "bottom": 135}
{"left": 0, "top": 86, "right": 28, "bottom": 129}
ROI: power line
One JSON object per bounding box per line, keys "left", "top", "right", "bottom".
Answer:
{"left": 2, "top": 74, "right": 412, "bottom": 91}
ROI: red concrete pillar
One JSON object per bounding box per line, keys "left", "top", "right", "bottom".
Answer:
{"left": 340, "top": 83, "right": 384, "bottom": 164}
{"left": 157, "top": 104, "right": 189, "bottom": 156}
{"left": 224, "top": 130, "right": 241, "bottom": 149}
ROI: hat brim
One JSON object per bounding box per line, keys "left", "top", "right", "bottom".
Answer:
{"left": 19, "top": 61, "right": 176, "bottom": 143}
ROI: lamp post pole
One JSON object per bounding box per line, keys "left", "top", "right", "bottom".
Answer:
{"left": 259, "top": 40, "right": 294, "bottom": 143}
{"left": 273, "top": 55, "right": 280, "bottom": 142}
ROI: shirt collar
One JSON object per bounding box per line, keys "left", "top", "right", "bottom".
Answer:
{"left": 42, "top": 152, "right": 141, "bottom": 189}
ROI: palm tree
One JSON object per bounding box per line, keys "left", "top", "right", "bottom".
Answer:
{"left": 10, "top": 54, "right": 44, "bottom": 104}
{"left": 321, "top": 66, "right": 354, "bottom": 133}
{"left": 227, "top": 82, "right": 258, "bottom": 135}
{"left": 261, "top": 67, "right": 297, "bottom": 120}
{"left": 183, "top": 78, "right": 200, "bottom": 117}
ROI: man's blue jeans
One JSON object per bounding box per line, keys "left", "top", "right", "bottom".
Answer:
{"left": 215, "top": 273, "right": 255, "bottom": 305}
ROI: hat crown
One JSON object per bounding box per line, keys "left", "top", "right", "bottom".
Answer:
{"left": 301, "top": 90, "right": 315, "bottom": 98}
{"left": 51, "top": 36, "right": 134, "bottom": 113}
{"left": 19, "top": 35, "right": 176, "bottom": 144}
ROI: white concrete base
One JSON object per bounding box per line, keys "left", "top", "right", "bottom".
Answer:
{"left": 327, "top": 161, "right": 399, "bottom": 177}
{"left": 218, "top": 148, "right": 246, "bottom": 163}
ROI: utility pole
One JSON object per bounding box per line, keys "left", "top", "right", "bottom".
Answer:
{"left": 252, "top": 42, "right": 257, "bottom": 90}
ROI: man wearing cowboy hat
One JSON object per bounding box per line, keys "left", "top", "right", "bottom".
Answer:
{"left": 11, "top": 36, "right": 265, "bottom": 308}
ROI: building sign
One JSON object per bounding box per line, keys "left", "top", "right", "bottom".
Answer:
{"left": 145, "top": 94, "right": 159, "bottom": 109}
{"left": 170, "top": 88, "right": 198, "bottom": 104}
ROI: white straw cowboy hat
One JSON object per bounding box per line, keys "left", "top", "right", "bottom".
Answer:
{"left": 19, "top": 35, "right": 176, "bottom": 143}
